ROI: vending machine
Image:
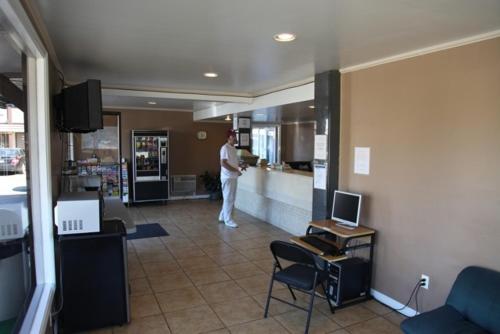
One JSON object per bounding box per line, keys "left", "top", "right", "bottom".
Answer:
{"left": 131, "top": 130, "right": 169, "bottom": 202}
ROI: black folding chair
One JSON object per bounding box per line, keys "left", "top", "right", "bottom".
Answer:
{"left": 264, "top": 240, "right": 334, "bottom": 334}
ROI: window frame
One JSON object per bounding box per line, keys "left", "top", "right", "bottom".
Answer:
{"left": 0, "top": 0, "right": 56, "bottom": 333}
{"left": 251, "top": 123, "right": 281, "bottom": 164}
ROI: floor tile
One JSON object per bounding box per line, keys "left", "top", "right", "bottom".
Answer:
{"left": 252, "top": 259, "right": 275, "bottom": 274}
{"left": 137, "top": 249, "right": 175, "bottom": 264}
{"left": 326, "top": 330, "right": 350, "bottom": 334}
{"left": 129, "top": 261, "right": 146, "bottom": 279}
{"left": 228, "top": 317, "right": 289, "bottom": 334}
{"left": 156, "top": 286, "right": 207, "bottom": 313}
{"left": 130, "top": 277, "right": 153, "bottom": 296}
{"left": 274, "top": 309, "right": 340, "bottom": 334}
{"left": 201, "top": 243, "right": 235, "bottom": 256}
{"left": 169, "top": 246, "right": 206, "bottom": 260}
{"left": 177, "top": 256, "right": 219, "bottom": 272}
{"left": 209, "top": 252, "right": 249, "bottom": 266}
{"left": 252, "top": 288, "right": 308, "bottom": 316}
{"left": 203, "top": 329, "right": 230, "bottom": 334}
{"left": 113, "top": 314, "right": 171, "bottom": 333}
{"left": 143, "top": 261, "right": 181, "bottom": 277}
{"left": 240, "top": 247, "right": 273, "bottom": 261}
{"left": 198, "top": 280, "right": 248, "bottom": 304}
{"left": 164, "top": 304, "right": 224, "bottom": 334}
{"left": 362, "top": 300, "right": 393, "bottom": 316}
{"left": 187, "top": 267, "right": 232, "bottom": 286}
{"left": 211, "top": 296, "right": 264, "bottom": 327}
{"left": 130, "top": 294, "right": 162, "bottom": 319}
{"left": 329, "top": 304, "right": 377, "bottom": 327}
{"left": 383, "top": 311, "right": 407, "bottom": 327}
{"left": 235, "top": 273, "right": 275, "bottom": 296}
{"left": 345, "top": 316, "right": 402, "bottom": 334}
{"left": 132, "top": 238, "right": 166, "bottom": 252}
{"left": 221, "top": 262, "right": 265, "bottom": 280}
{"left": 148, "top": 271, "right": 193, "bottom": 293}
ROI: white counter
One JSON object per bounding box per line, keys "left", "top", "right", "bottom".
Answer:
{"left": 235, "top": 167, "right": 313, "bottom": 235}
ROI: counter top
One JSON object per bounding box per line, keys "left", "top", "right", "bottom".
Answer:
{"left": 249, "top": 166, "right": 313, "bottom": 177}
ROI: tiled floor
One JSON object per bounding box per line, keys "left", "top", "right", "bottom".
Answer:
{"left": 90, "top": 200, "right": 405, "bottom": 334}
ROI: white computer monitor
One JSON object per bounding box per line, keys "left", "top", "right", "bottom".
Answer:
{"left": 331, "top": 190, "right": 362, "bottom": 229}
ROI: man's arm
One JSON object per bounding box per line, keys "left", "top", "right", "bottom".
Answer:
{"left": 221, "top": 159, "right": 242, "bottom": 175}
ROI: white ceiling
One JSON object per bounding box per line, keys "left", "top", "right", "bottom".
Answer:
{"left": 102, "top": 95, "right": 193, "bottom": 111}
{"left": 34, "top": 0, "right": 500, "bottom": 98}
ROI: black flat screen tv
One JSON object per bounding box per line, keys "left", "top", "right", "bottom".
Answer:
{"left": 57, "top": 79, "right": 103, "bottom": 133}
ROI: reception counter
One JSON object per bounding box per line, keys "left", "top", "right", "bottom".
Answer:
{"left": 235, "top": 167, "right": 313, "bottom": 235}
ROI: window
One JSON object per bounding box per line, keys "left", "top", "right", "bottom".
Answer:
{"left": 251, "top": 126, "right": 280, "bottom": 164}
{"left": 0, "top": 92, "right": 36, "bottom": 333}
{"left": 0, "top": 1, "right": 55, "bottom": 333}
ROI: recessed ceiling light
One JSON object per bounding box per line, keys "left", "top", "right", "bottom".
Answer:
{"left": 204, "top": 72, "right": 218, "bottom": 78}
{"left": 225, "top": 115, "right": 232, "bottom": 121}
{"left": 273, "top": 33, "right": 296, "bottom": 42}
{"left": 308, "top": 105, "right": 315, "bottom": 109}
{"left": 147, "top": 101, "right": 157, "bottom": 105}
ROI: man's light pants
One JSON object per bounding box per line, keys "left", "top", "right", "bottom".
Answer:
{"left": 219, "top": 177, "right": 237, "bottom": 224}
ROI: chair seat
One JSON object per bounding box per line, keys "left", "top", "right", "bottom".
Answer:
{"left": 274, "top": 264, "right": 327, "bottom": 291}
{"left": 401, "top": 305, "right": 487, "bottom": 334}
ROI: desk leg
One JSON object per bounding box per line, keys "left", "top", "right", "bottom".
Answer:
{"left": 367, "top": 235, "right": 375, "bottom": 298}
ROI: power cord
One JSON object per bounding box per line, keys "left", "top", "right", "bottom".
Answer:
{"left": 384, "top": 278, "right": 425, "bottom": 317}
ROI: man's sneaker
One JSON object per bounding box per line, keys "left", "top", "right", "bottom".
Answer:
{"left": 218, "top": 215, "right": 224, "bottom": 223}
{"left": 224, "top": 220, "right": 238, "bottom": 228}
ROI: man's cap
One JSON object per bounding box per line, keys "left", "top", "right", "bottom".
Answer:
{"left": 227, "top": 129, "right": 237, "bottom": 138}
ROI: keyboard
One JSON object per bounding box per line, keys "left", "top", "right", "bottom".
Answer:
{"left": 300, "top": 236, "right": 339, "bottom": 256}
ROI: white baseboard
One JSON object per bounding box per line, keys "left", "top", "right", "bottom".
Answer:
{"left": 371, "top": 288, "right": 418, "bottom": 317}
{"left": 169, "top": 194, "right": 210, "bottom": 200}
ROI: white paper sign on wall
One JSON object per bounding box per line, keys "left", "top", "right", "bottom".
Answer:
{"left": 314, "top": 135, "right": 327, "bottom": 160}
{"left": 354, "top": 147, "right": 370, "bottom": 175}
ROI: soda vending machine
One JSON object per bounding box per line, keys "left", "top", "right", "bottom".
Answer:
{"left": 131, "top": 130, "right": 169, "bottom": 202}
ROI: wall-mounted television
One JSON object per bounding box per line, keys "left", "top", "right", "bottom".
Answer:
{"left": 56, "top": 79, "right": 103, "bottom": 133}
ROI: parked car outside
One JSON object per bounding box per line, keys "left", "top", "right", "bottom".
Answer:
{"left": 0, "top": 148, "right": 26, "bottom": 174}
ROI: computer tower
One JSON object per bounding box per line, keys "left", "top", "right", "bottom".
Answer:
{"left": 57, "top": 220, "right": 129, "bottom": 333}
{"left": 326, "top": 257, "right": 369, "bottom": 306}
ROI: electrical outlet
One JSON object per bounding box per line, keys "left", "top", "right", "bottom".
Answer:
{"left": 421, "top": 274, "right": 430, "bottom": 289}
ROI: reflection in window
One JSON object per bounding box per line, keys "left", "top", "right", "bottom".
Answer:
{"left": 0, "top": 103, "right": 35, "bottom": 334}
{"left": 251, "top": 126, "right": 278, "bottom": 164}
{"left": 0, "top": 38, "right": 35, "bottom": 332}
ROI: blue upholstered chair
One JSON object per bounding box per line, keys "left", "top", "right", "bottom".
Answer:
{"left": 401, "top": 266, "right": 500, "bottom": 334}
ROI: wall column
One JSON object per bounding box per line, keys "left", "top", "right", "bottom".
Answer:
{"left": 312, "top": 70, "right": 340, "bottom": 219}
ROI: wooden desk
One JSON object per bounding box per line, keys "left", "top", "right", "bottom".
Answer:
{"left": 309, "top": 220, "right": 375, "bottom": 238}
{"left": 290, "top": 236, "right": 348, "bottom": 263}
{"left": 290, "top": 220, "right": 376, "bottom": 308}
{"left": 290, "top": 221, "right": 375, "bottom": 263}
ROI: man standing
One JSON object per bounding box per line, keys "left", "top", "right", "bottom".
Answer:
{"left": 219, "top": 129, "right": 243, "bottom": 228}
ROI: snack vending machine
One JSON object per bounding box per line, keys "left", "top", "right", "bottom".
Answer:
{"left": 131, "top": 130, "right": 169, "bottom": 202}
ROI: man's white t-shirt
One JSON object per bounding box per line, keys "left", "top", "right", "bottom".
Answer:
{"left": 220, "top": 143, "right": 239, "bottom": 179}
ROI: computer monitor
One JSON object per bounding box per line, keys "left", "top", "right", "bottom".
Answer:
{"left": 331, "top": 190, "right": 362, "bottom": 229}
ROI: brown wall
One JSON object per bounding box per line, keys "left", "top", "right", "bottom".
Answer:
{"left": 281, "top": 122, "right": 315, "bottom": 162}
{"left": 340, "top": 37, "right": 500, "bottom": 310}
{"left": 118, "top": 110, "right": 231, "bottom": 194}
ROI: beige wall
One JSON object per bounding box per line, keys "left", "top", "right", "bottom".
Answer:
{"left": 340, "top": 37, "right": 500, "bottom": 310}
{"left": 118, "top": 109, "right": 231, "bottom": 194}
{"left": 281, "top": 122, "right": 315, "bottom": 162}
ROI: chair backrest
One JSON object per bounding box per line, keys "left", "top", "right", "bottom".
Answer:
{"left": 270, "top": 240, "right": 316, "bottom": 267}
{"left": 446, "top": 266, "right": 500, "bottom": 333}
